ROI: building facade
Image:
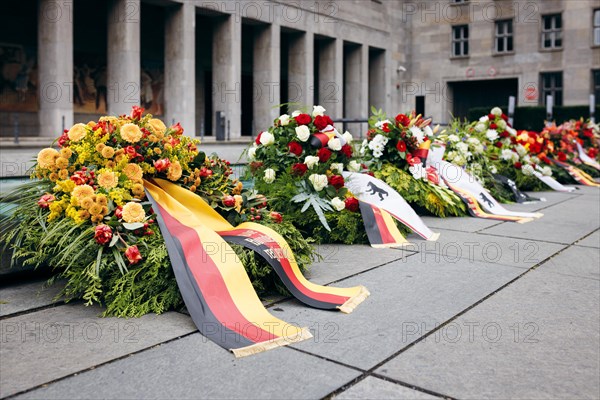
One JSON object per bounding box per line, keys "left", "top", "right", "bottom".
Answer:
{"left": 0, "top": 0, "right": 598, "bottom": 140}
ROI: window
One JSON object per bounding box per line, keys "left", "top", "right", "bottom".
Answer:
{"left": 540, "top": 72, "right": 563, "bottom": 106}
{"left": 594, "top": 70, "right": 600, "bottom": 104}
{"left": 452, "top": 25, "right": 469, "bottom": 57}
{"left": 594, "top": 9, "right": 600, "bottom": 46}
{"left": 495, "top": 19, "right": 514, "bottom": 53}
{"left": 541, "top": 14, "right": 562, "bottom": 49}
{"left": 451, "top": 0, "right": 468, "bottom": 3}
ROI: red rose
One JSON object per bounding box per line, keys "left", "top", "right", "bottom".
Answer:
{"left": 382, "top": 123, "right": 391, "bottom": 133}
{"left": 530, "top": 143, "right": 542, "bottom": 154}
{"left": 588, "top": 148, "right": 599, "bottom": 158}
{"left": 255, "top": 132, "right": 263, "bottom": 145}
{"left": 395, "top": 114, "right": 410, "bottom": 127}
{"left": 501, "top": 113, "right": 508, "bottom": 121}
{"left": 489, "top": 123, "right": 498, "bottom": 129}
{"left": 294, "top": 114, "right": 312, "bottom": 125}
{"left": 291, "top": 163, "right": 308, "bottom": 176}
{"left": 58, "top": 130, "right": 69, "bottom": 147}
{"left": 514, "top": 162, "right": 522, "bottom": 169}
{"left": 223, "top": 195, "right": 236, "bottom": 207}
{"left": 396, "top": 140, "right": 407, "bottom": 152}
{"left": 115, "top": 206, "right": 123, "bottom": 219}
{"left": 288, "top": 142, "right": 303, "bottom": 156}
{"left": 124, "top": 146, "right": 138, "bottom": 159}
{"left": 495, "top": 141, "right": 503, "bottom": 148}
{"left": 70, "top": 171, "right": 87, "bottom": 185}
{"left": 94, "top": 224, "right": 113, "bottom": 245}
{"left": 557, "top": 151, "right": 567, "bottom": 162}
{"left": 328, "top": 175, "right": 345, "bottom": 189}
{"left": 499, "top": 131, "right": 510, "bottom": 138}
{"left": 270, "top": 211, "right": 283, "bottom": 223}
{"left": 125, "top": 245, "right": 142, "bottom": 264}
{"left": 340, "top": 144, "right": 353, "bottom": 158}
{"left": 488, "top": 113, "right": 495, "bottom": 120}
{"left": 199, "top": 167, "right": 213, "bottom": 177}
{"left": 406, "top": 154, "right": 421, "bottom": 166}
{"left": 38, "top": 194, "right": 55, "bottom": 209}
{"left": 154, "top": 158, "right": 171, "bottom": 172}
{"left": 314, "top": 115, "right": 333, "bottom": 131}
{"left": 317, "top": 148, "right": 332, "bottom": 162}
{"left": 130, "top": 106, "right": 144, "bottom": 121}
{"left": 344, "top": 197, "right": 359, "bottom": 212}
{"left": 540, "top": 155, "right": 551, "bottom": 164}
{"left": 170, "top": 122, "right": 184, "bottom": 135}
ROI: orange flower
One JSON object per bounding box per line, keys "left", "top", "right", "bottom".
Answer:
{"left": 120, "top": 123, "right": 142, "bottom": 143}
{"left": 147, "top": 118, "right": 167, "bottom": 137}
{"left": 37, "top": 148, "right": 60, "bottom": 169}
{"left": 101, "top": 146, "right": 115, "bottom": 158}
{"left": 121, "top": 202, "right": 145, "bottom": 223}
{"left": 123, "top": 163, "right": 143, "bottom": 181}
{"left": 97, "top": 171, "right": 119, "bottom": 189}
{"left": 72, "top": 184, "right": 95, "bottom": 199}
{"left": 167, "top": 160, "right": 182, "bottom": 181}
{"left": 67, "top": 123, "right": 87, "bottom": 142}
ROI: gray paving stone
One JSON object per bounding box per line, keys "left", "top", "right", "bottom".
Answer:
{"left": 335, "top": 376, "right": 440, "bottom": 399}
{"left": 481, "top": 193, "right": 600, "bottom": 244}
{"left": 536, "top": 245, "right": 600, "bottom": 280}
{"left": 307, "top": 244, "right": 415, "bottom": 284}
{"left": 419, "top": 215, "right": 501, "bottom": 233}
{"left": 14, "top": 333, "right": 361, "bottom": 400}
{"left": 575, "top": 230, "right": 600, "bottom": 249}
{"left": 0, "top": 280, "right": 63, "bottom": 317}
{"left": 0, "top": 304, "right": 196, "bottom": 397}
{"left": 514, "top": 191, "right": 576, "bottom": 212}
{"left": 375, "top": 269, "right": 600, "bottom": 400}
{"left": 274, "top": 257, "right": 529, "bottom": 370}
{"left": 406, "top": 229, "right": 565, "bottom": 270}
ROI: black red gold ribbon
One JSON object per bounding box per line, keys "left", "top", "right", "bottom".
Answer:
{"left": 359, "top": 201, "right": 410, "bottom": 248}
{"left": 551, "top": 159, "right": 600, "bottom": 187}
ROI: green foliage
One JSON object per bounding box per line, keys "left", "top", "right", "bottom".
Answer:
{"left": 375, "top": 163, "right": 467, "bottom": 218}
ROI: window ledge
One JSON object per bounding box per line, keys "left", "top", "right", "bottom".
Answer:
{"left": 493, "top": 51, "right": 515, "bottom": 57}
{"left": 539, "top": 47, "right": 563, "bottom": 53}
{"left": 450, "top": 55, "right": 470, "bottom": 60}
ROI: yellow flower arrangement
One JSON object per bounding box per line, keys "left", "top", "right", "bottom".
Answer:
{"left": 72, "top": 184, "right": 95, "bottom": 199}
{"left": 122, "top": 202, "right": 145, "bottom": 223}
{"left": 167, "top": 161, "right": 183, "bottom": 181}
{"left": 101, "top": 146, "right": 115, "bottom": 158}
{"left": 67, "top": 123, "right": 88, "bottom": 142}
{"left": 120, "top": 123, "right": 143, "bottom": 143}
{"left": 98, "top": 171, "right": 119, "bottom": 189}
{"left": 123, "top": 163, "right": 143, "bottom": 181}
{"left": 37, "top": 148, "right": 59, "bottom": 169}
{"left": 148, "top": 118, "right": 167, "bottom": 137}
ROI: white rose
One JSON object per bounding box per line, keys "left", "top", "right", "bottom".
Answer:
{"left": 479, "top": 116, "right": 489, "bottom": 123}
{"left": 453, "top": 155, "right": 466, "bottom": 166}
{"left": 496, "top": 119, "right": 507, "bottom": 130}
{"left": 501, "top": 149, "right": 514, "bottom": 161}
{"left": 291, "top": 110, "right": 301, "bottom": 117}
{"left": 409, "top": 163, "right": 426, "bottom": 180}
{"left": 312, "top": 105, "right": 326, "bottom": 117}
{"left": 330, "top": 163, "right": 344, "bottom": 173}
{"left": 410, "top": 126, "right": 425, "bottom": 143}
{"left": 328, "top": 137, "right": 342, "bottom": 151}
{"left": 304, "top": 155, "right": 320, "bottom": 169}
{"left": 308, "top": 174, "right": 328, "bottom": 191}
{"left": 515, "top": 144, "right": 527, "bottom": 157}
{"left": 467, "top": 137, "right": 480, "bottom": 145}
{"left": 247, "top": 146, "right": 257, "bottom": 161}
{"left": 331, "top": 197, "right": 345, "bottom": 211}
{"left": 279, "top": 114, "right": 291, "bottom": 126}
{"left": 348, "top": 160, "right": 361, "bottom": 172}
{"left": 342, "top": 131, "right": 353, "bottom": 143}
{"left": 475, "top": 123, "right": 487, "bottom": 133}
{"left": 491, "top": 107, "right": 503, "bottom": 117}
{"left": 263, "top": 168, "right": 276, "bottom": 183}
{"left": 456, "top": 142, "right": 469, "bottom": 154}
{"left": 259, "top": 131, "right": 275, "bottom": 146}
{"left": 541, "top": 166, "right": 553, "bottom": 176}
{"left": 448, "top": 134, "right": 460, "bottom": 142}
{"left": 506, "top": 127, "right": 517, "bottom": 136}
{"left": 295, "top": 125, "right": 310, "bottom": 142}
{"left": 423, "top": 126, "right": 433, "bottom": 137}
{"left": 486, "top": 129, "right": 499, "bottom": 141}
{"left": 474, "top": 144, "right": 484, "bottom": 154}
{"left": 490, "top": 165, "right": 498, "bottom": 174}
{"left": 521, "top": 164, "right": 535, "bottom": 176}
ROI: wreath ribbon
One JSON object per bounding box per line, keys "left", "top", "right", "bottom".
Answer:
{"left": 550, "top": 159, "right": 600, "bottom": 187}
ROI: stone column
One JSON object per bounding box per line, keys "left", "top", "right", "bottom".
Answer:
{"left": 288, "top": 31, "right": 314, "bottom": 108}
{"left": 165, "top": 2, "right": 195, "bottom": 135}
{"left": 213, "top": 15, "right": 241, "bottom": 139}
{"left": 107, "top": 0, "right": 140, "bottom": 116}
{"left": 38, "top": 0, "right": 73, "bottom": 137}
{"left": 253, "top": 23, "right": 280, "bottom": 133}
{"left": 318, "top": 38, "right": 343, "bottom": 119}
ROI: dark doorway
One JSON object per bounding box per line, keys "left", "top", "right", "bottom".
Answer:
{"left": 448, "top": 78, "right": 518, "bottom": 119}
{"left": 241, "top": 23, "right": 254, "bottom": 136}
{"left": 416, "top": 96, "right": 425, "bottom": 117}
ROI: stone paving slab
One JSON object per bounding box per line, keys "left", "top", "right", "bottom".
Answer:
{"left": 278, "top": 257, "right": 531, "bottom": 370}
{"left": 535, "top": 244, "right": 600, "bottom": 280}
{"left": 406, "top": 229, "right": 566, "bottom": 269}
{"left": 375, "top": 268, "right": 600, "bottom": 400}
{"left": 334, "top": 376, "right": 440, "bottom": 399}
{"left": 419, "top": 215, "right": 501, "bottom": 233}
{"left": 0, "top": 280, "right": 63, "bottom": 317}
{"left": 575, "top": 229, "right": 600, "bottom": 249}
{"left": 481, "top": 192, "right": 600, "bottom": 244}
{"left": 305, "top": 244, "right": 415, "bottom": 285}
{"left": 509, "top": 191, "right": 575, "bottom": 212}
{"left": 14, "top": 333, "right": 361, "bottom": 400}
{"left": 0, "top": 304, "right": 196, "bottom": 398}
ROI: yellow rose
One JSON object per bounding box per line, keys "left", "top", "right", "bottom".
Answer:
{"left": 101, "top": 146, "right": 115, "bottom": 158}
{"left": 120, "top": 123, "right": 142, "bottom": 143}
{"left": 37, "top": 148, "right": 60, "bottom": 169}
{"left": 167, "top": 160, "right": 183, "bottom": 181}
{"left": 72, "top": 184, "right": 95, "bottom": 199}
{"left": 67, "top": 123, "right": 87, "bottom": 142}
{"left": 147, "top": 118, "right": 167, "bottom": 137}
{"left": 98, "top": 171, "right": 119, "bottom": 189}
{"left": 121, "top": 202, "right": 145, "bottom": 223}
{"left": 123, "top": 163, "right": 143, "bottom": 181}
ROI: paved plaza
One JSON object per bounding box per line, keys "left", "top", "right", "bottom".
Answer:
{"left": 1, "top": 186, "right": 599, "bottom": 399}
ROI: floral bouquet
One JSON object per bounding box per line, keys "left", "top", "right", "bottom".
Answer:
{"left": 469, "top": 107, "right": 551, "bottom": 191}
{"left": 248, "top": 105, "right": 385, "bottom": 244}
{"left": 0, "top": 107, "right": 316, "bottom": 317}
{"left": 359, "top": 108, "right": 466, "bottom": 217}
